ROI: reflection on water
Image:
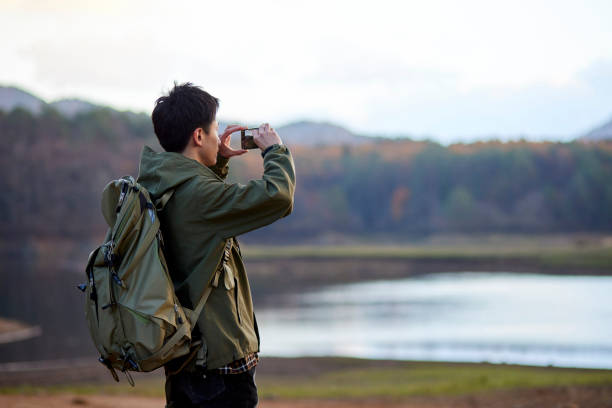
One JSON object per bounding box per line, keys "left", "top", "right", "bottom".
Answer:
{"left": 256, "top": 272, "right": 612, "bottom": 369}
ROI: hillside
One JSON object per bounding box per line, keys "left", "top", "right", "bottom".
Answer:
{"left": 277, "top": 120, "right": 371, "bottom": 146}
{"left": 582, "top": 116, "right": 612, "bottom": 141}
{"left": 0, "top": 86, "right": 45, "bottom": 114}
{"left": 49, "top": 99, "right": 99, "bottom": 117}
{"left": 1, "top": 107, "right": 612, "bottom": 247}
{"left": 1, "top": 86, "right": 612, "bottom": 245}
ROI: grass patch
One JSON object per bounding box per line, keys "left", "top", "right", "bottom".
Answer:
{"left": 538, "top": 247, "right": 612, "bottom": 269}
{"left": 243, "top": 244, "right": 612, "bottom": 270}
{"left": 3, "top": 360, "right": 612, "bottom": 400}
{"left": 0, "top": 378, "right": 165, "bottom": 398}
{"left": 257, "top": 361, "right": 612, "bottom": 399}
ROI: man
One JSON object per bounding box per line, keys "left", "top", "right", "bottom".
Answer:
{"left": 137, "top": 82, "right": 295, "bottom": 407}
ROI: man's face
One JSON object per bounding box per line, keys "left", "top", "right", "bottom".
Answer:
{"left": 199, "top": 119, "right": 219, "bottom": 166}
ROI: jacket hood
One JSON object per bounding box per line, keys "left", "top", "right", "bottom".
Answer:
{"left": 137, "top": 145, "right": 209, "bottom": 198}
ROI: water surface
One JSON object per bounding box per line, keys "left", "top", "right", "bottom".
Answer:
{"left": 256, "top": 272, "right": 612, "bottom": 369}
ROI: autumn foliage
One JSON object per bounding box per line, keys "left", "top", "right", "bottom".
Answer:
{"left": 1, "top": 106, "right": 612, "bottom": 248}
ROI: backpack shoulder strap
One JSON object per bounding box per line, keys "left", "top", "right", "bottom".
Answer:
{"left": 184, "top": 239, "right": 233, "bottom": 327}
{"left": 155, "top": 189, "right": 175, "bottom": 211}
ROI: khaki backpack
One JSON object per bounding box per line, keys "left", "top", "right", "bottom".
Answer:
{"left": 80, "top": 176, "right": 221, "bottom": 385}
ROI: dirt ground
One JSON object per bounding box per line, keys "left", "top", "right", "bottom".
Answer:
{"left": 1, "top": 385, "right": 612, "bottom": 408}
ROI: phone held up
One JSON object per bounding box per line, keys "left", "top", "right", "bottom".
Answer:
{"left": 241, "top": 128, "right": 259, "bottom": 150}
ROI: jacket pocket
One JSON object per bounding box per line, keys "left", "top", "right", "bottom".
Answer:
{"left": 213, "top": 264, "right": 241, "bottom": 325}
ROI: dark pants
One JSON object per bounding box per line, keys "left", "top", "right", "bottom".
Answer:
{"left": 165, "top": 367, "right": 258, "bottom": 408}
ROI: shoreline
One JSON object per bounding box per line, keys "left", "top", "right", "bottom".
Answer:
{"left": 242, "top": 242, "right": 612, "bottom": 270}
{"left": 245, "top": 256, "right": 612, "bottom": 304}
{"left": 2, "top": 356, "right": 611, "bottom": 388}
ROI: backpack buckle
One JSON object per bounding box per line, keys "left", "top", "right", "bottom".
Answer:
{"left": 98, "top": 356, "right": 119, "bottom": 382}
{"left": 103, "top": 241, "right": 118, "bottom": 267}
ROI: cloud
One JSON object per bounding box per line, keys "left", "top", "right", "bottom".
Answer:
{"left": 2, "top": 1, "right": 612, "bottom": 140}
{"left": 357, "top": 58, "right": 612, "bottom": 141}
{"left": 577, "top": 59, "right": 612, "bottom": 94}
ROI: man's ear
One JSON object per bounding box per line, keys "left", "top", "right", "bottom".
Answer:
{"left": 192, "top": 128, "right": 203, "bottom": 147}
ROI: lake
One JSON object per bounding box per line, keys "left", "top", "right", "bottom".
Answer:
{"left": 256, "top": 272, "right": 612, "bottom": 369}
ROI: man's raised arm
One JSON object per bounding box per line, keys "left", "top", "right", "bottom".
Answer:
{"left": 198, "top": 124, "right": 296, "bottom": 238}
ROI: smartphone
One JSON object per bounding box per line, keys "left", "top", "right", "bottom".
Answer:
{"left": 241, "top": 128, "right": 259, "bottom": 150}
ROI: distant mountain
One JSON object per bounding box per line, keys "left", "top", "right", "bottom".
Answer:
{"left": 0, "top": 86, "right": 100, "bottom": 117}
{"left": 220, "top": 120, "right": 373, "bottom": 146}
{"left": 1, "top": 85, "right": 371, "bottom": 146}
{"left": 49, "top": 98, "right": 99, "bottom": 117}
{"left": 277, "top": 121, "right": 371, "bottom": 146}
{"left": 581, "top": 116, "right": 612, "bottom": 141}
{"left": 0, "top": 86, "right": 45, "bottom": 114}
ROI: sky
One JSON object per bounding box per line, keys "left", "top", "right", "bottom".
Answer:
{"left": 1, "top": 0, "right": 612, "bottom": 143}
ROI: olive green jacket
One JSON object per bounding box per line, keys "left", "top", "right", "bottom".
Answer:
{"left": 137, "top": 144, "right": 295, "bottom": 369}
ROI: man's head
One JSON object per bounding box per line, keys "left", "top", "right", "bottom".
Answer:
{"left": 152, "top": 82, "right": 220, "bottom": 164}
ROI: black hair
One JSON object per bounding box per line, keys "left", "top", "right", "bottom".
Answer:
{"left": 151, "top": 82, "right": 219, "bottom": 152}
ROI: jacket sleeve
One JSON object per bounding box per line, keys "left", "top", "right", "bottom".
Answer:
{"left": 207, "top": 154, "right": 230, "bottom": 180}
{"left": 197, "top": 145, "right": 296, "bottom": 239}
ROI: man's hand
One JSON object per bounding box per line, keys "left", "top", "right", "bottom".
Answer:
{"left": 253, "top": 123, "right": 283, "bottom": 151}
{"left": 218, "top": 124, "right": 248, "bottom": 158}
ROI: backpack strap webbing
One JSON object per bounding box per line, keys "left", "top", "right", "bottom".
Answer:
{"left": 138, "top": 322, "right": 192, "bottom": 371}
{"left": 184, "top": 239, "right": 233, "bottom": 327}
{"left": 155, "top": 189, "right": 175, "bottom": 211}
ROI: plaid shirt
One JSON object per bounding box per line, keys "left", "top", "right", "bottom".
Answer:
{"left": 216, "top": 352, "right": 259, "bottom": 375}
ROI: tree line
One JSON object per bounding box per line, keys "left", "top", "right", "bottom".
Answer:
{"left": 1, "top": 106, "right": 611, "bottom": 248}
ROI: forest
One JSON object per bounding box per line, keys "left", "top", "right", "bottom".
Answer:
{"left": 1, "top": 105, "right": 612, "bottom": 251}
